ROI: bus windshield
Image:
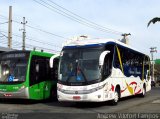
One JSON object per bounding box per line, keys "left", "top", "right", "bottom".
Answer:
{"left": 0, "top": 52, "right": 29, "bottom": 83}
{"left": 59, "top": 47, "right": 103, "bottom": 84}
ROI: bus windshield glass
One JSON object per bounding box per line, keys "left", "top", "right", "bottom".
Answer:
{"left": 0, "top": 52, "right": 29, "bottom": 83}
{"left": 59, "top": 47, "right": 103, "bottom": 83}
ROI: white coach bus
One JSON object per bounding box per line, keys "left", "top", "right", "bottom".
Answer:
{"left": 53, "top": 38, "right": 151, "bottom": 105}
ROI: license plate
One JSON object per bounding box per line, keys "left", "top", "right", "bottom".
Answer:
{"left": 73, "top": 96, "right": 81, "bottom": 100}
{"left": 4, "top": 94, "right": 12, "bottom": 97}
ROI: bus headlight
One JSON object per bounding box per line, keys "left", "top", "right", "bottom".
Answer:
{"left": 19, "top": 85, "right": 25, "bottom": 91}
{"left": 89, "top": 84, "right": 105, "bottom": 93}
{"left": 104, "top": 82, "right": 109, "bottom": 91}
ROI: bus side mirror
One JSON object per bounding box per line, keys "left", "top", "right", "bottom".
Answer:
{"left": 99, "top": 51, "right": 110, "bottom": 79}
{"left": 50, "top": 54, "right": 60, "bottom": 68}
{"left": 99, "top": 51, "right": 110, "bottom": 66}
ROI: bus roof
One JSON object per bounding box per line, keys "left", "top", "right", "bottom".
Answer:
{"left": 0, "top": 50, "right": 54, "bottom": 57}
{"left": 63, "top": 38, "right": 148, "bottom": 56}
{"left": 30, "top": 50, "right": 53, "bottom": 57}
{"left": 0, "top": 46, "right": 15, "bottom": 53}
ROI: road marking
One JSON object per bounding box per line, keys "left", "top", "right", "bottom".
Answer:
{"left": 152, "top": 100, "right": 160, "bottom": 103}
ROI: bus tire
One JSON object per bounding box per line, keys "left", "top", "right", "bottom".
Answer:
{"left": 140, "top": 85, "right": 146, "bottom": 97}
{"left": 111, "top": 88, "right": 120, "bottom": 105}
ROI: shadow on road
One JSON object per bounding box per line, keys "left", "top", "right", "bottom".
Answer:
{"left": 45, "top": 86, "right": 160, "bottom": 108}
{"left": 0, "top": 87, "right": 157, "bottom": 107}
{"left": 44, "top": 94, "right": 145, "bottom": 108}
{"left": 0, "top": 99, "right": 39, "bottom": 105}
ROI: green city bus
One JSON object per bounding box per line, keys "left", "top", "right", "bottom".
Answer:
{"left": 0, "top": 50, "right": 59, "bottom": 100}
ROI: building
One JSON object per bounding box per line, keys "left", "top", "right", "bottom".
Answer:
{"left": 0, "top": 46, "right": 14, "bottom": 53}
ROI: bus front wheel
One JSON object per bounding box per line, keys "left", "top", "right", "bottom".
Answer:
{"left": 111, "top": 88, "right": 120, "bottom": 105}
{"left": 140, "top": 85, "right": 146, "bottom": 97}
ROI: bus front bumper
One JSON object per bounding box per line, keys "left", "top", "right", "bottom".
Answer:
{"left": 0, "top": 87, "right": 29, "bottom": 99}
{"left": 57, "top": 89, "right": 113, "bottom": 102}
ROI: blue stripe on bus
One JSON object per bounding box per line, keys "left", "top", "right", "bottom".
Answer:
{"left": 63, "top": 43, "right": 104, "bottom": 49}
{"left": 63, "top": 42, "right": 116, "bottom": 49}
{"left": 63, "top": 41, "right": 146, "bottom": 56}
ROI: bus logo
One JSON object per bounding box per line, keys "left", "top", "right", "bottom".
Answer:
{"left": 8, "top": 75, "right": 14, "bottom": 82}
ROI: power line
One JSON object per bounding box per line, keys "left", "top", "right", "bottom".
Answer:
{"left": 0, "top": 14, "right": 68, "bottom": 40}
{"left": 0, "top": 32, "right": 59, "bottom": 53}
{"left": 0, "top": 39, "right": 8, "bottom": 44}
{"left": 47, "top": 0, "right": 123, "bottom": 35}
{"left": 12, "top": 19, "right": 67, "bottom": 40}
{"left": 0, "top": 32, "right": 8, "bottom": 38}
{"left": 0, "top": 15, "right": 8, "bottom": 19}
{"left": 34, "top": 0, "right": 116, "bottom": 34}
{"left": 33, "top": 0, "right": 123, "bottom": 35}
{"left": 26, "top": 37, "right": 62, "bottom": 48}
{"left": 26, "top": 24, "right": 67, "bottom": 39}
{"left": 0, "top": 21, "right": 8, "bottom": 25}
{"left": 0, "top": 31, "right": 60, "bottom": 53}
{"left": 0, "top": 30, "right": 62, "bottom": 48}
{"left": 14, "top": 40, "right": 60, "bottom": 53}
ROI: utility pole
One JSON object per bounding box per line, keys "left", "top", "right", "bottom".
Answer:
{"left": 21, "top": 17, "right": 27, "bottom": 50}
{"left": 8, "top": 6, "right": 12, "bottom": 49}
{"left": 121, "top": 33, "right": 131, "bottom": 45}
{"left": 150, "top": 47, "right": 157, "bottom": 81}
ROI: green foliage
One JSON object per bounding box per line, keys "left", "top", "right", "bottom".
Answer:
{"left": 154, "top": 64, "right": 160, "bottom": 76}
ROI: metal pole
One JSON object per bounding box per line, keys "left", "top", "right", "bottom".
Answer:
{"left": 8, "top": 6, "right": 12, "bottom": 48}
{"left": 21, "top": 17, "right": 27, "bottom": 50}
{"left": 150, "top": 47, "right": 157, "bottom": 81}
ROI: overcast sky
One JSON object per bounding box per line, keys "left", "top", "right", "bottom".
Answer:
{"left": 0, "top": 0, "right": 160, "bottom": 58}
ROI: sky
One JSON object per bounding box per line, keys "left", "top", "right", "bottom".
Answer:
{"left": 0, "top": 0, "right": 160, "bottom": 59}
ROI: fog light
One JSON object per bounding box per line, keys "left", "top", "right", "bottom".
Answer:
{"left": 98, "top": 95, "right": 101, "bottom": 98}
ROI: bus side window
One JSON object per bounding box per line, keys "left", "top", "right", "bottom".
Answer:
{"left": 113, "top": 51, "right": 120, "bottom": 69}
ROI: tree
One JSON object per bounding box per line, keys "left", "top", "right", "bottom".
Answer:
{"left": 147, "top": 17, "right": 160, "bottom": 27}
{"left": 154, "top": 64, "right": 160, "bottom": 76}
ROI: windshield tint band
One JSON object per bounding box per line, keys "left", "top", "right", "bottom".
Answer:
{"left": 0, "top": 52, "right": 29, "bottom": 83}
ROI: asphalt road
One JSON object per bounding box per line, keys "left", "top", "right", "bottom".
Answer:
{"left": 0, "top": 87, "right": 160, "bottom": 119}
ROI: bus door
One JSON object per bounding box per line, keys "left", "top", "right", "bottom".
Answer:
{"left": 36, "top": 59, "right": 47, "bottom": 99}
{"left": 29, "top": 56, "right": 46, "bottom": 100}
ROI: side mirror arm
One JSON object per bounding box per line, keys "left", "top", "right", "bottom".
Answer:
{"left": 50, "top": 54, "right": 60, "bottom": 68}
{"left": 99, "top": 51, "right": 110, "bottom": 66}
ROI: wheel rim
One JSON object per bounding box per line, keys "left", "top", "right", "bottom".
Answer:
{"left": 143, "top": 87, "right": 145, "bottom": 95}
{"left": 114, "top": 91, "right": 119, "bottom": 102}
